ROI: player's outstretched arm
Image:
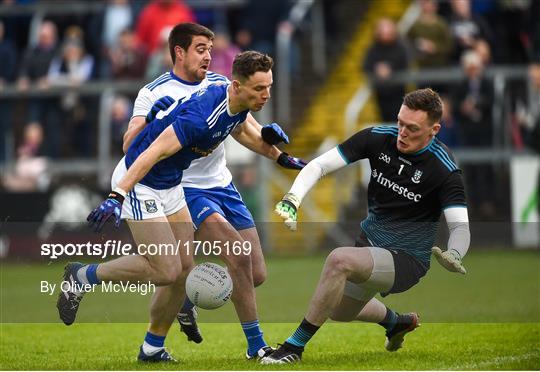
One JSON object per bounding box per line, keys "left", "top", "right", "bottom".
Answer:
{"left": 232, "top": 115, "right": 307, "bottom": 169}
{"left": 88, "top": 126, "right": 182, "bottom": 231}
{"left": 123, "top": 116, "right": 146, "bottom": 153}
{"left": 432, "top": 207, "right": 471, "bottom": 274}
{"left": 275, "top": 146, "right": 348, "bottom": 230}
{"left": 122, "top": 96, "right": 176, "bottom": 153}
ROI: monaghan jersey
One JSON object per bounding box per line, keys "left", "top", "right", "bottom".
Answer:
{"left": 126, "top": 83, "right": 248, "bottom": 190}
{"left": 337, "top": 125, "right": 467, "bottom": 266}
{"left": 132, "top": 70, "right": 232, "bottom": 188}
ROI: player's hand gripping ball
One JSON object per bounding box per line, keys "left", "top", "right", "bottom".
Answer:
{"left": 186, "top": 262, "right": 233, "bottom": 310}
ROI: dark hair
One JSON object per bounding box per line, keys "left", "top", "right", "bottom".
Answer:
{"left": 168, "top": 23, "right": 214, "bottom": 63}
{"left": 232, "top": 51, "right": 273, "bottom": 81}
{"left": 403, "top": 88, "right": 443, "bottom": 124}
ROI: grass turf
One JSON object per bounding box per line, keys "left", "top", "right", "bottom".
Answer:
{"left": 1, "top": 250, "right": 539, "bottom": 369}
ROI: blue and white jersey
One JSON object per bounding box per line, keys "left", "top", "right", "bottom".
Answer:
{"left": 132, "top": 70, "right": 232, "bottom": 188}
{"left": 126, "top": 83, "right": 248, "bottom": 190}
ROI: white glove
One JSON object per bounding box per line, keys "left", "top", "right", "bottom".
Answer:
{"left": 432, "top": 246, "right": 467, "bottom": 274}
{"left": 274, "top": 193, "right": 300, "bottom": 230}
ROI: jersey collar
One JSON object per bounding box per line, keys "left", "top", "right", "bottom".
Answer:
{"left": 408, "top": 137, "right": 436, "bottom": 156}
{"left": 169, "top": 70, "right": 202, "bottom": 86}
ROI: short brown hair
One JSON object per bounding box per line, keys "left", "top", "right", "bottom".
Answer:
{"left": 232, "top": 51, "right": 273, "bottom": 81}
{"left": 403, "top": 88, "right": 443, "bottom": 124}
{"left": 168, "top": 23, "right": 214, "bottom": 63}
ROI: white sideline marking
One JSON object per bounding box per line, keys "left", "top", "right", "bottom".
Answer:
{"left": 451, "top": 351, "right": 539, "bottom": 370}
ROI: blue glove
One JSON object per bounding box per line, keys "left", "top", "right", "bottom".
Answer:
{"left": 87, "top": 191, "right": 124, "bottom": 232}
{"left": 277, "top": 152, "right": 307, "bottom": 170}
{"left": 261, "top": 123, "right": 289, "bottom": 145}
{"left": 145, "top": 96, "right": 175, "bottom": 123}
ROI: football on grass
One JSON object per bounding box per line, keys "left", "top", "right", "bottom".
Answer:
{"left": 185, "top": 262, "right": 233, "bottom": 309}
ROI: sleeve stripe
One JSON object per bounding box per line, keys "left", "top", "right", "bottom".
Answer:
{"left": 336, "top": 145, "right": 351, "bottom": 164}
{"left": 145, "top": 73, "right": 170, "bottom": 90}
{"left": 206, "top": 98, "right": 227, "bottom": 125}
{"left": 148, "top": 77, "right": 172, "bottom": 91}
{"left": 428, "top": 148, "right": 456, "bottom": 171}
{"left": 431, "top": 142, "right": 457, "bottom": 169}
{"left": 443, "top": 204, "right": 467, "bottom": 210}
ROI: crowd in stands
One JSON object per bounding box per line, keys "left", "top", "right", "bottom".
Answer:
{"left": 1, "top": 0, "right": 538, "bottom": 219}
{"left": 363, "top": 0, "right": 538, "bottom": 218}
{"left": 363, "top": 0, "right": 539, "bottom": 151}
{"left": 0, "top": 0, "right": 293, "bottom": 163}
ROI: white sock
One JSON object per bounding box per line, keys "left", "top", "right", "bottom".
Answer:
{"left": 142, "top": 341, "right": 163, "bottom": 355}
{"left": 76, "top": 266, "right": 90, "bottom": 285}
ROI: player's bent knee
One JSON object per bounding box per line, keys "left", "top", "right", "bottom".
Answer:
{"left": 325, "top": 249, "right": 350, "bottom": 274}
{"left": 154, "top": 264, "right": 182, "bottom": 285}
{"left": 224, "top": 250, "right": 252, "bottom": 270}
{"left": 252, "top": 267, "right": 267, "bottom": 287}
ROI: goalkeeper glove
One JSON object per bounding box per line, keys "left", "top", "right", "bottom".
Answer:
{"left": 261, "top": 123, "right": 289, "bottom": 145}
{"left": 432, "top": 246, "right": 467, "bottom": 274}
{"left": 275, "top": 193, "right": 300, "bottom": 230}
{"left": 146, "top": 96, "right": 175, "bottom": 123}
{"left": 277, "top": 152, "right": 307, "bottom": 170}
{"left": 87, "top": 189, "right": 125, "bottom": 232}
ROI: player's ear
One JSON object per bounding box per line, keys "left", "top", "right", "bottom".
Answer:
{"left": 174, "top": 46, "right": 185, "bottom": 60}
{"left": 431, "top": 123, "right": 441, "bottom": 136}
{"left": 232, "top": 79, "right": 241, "bottom": 93}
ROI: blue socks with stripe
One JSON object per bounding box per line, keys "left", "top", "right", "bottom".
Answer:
{"left": 285, "top": 318, "right": 320, "bottom": 349}
{"left": 142, "top": 331, "right": 165, "bottom": 355}
{"left": 76, "top": 264, "right": 101, "bottom": 285}
{"left": 241, "top": 320, "right": 267, "bottom": 357}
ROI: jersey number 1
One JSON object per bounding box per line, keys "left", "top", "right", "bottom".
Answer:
{"left": 398, "top": 164, "right": 404, "bottom": 175}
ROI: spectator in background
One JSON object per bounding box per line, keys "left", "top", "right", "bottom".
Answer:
{"left": 452, "top": 50, "right": 495, "bottom": 218}
{"left": 17, "top": 20, "right": 61, "bottom": 157}
{"left": 210, "top": 32, "right": 240, "bottom": 79}
{"left": 452, "top": 50, "right": 493, "bottom": 146}
{"left": 48, "top": 26, "right": 94, "bottom": 157}
{"left": 99, "top": 0, "right": 133, "bottom": 78}
{"left": 110, "top": 95, "right": 132, "bottom": 156}
{"left": 110, "top": 28, "right": 147, "bottom": 79}
{"left": 0, "top": 20, "right": 17, "bottom": 162}
{"left": 437, "top": 95, "right": 461, "bottom": 148}
{"left": 0, "top": 20, "right": 17, "bottom": 87}
{"left": 514, "top": 64, "right": 540, "bottom": 153}
{"left": 363, "top": 18, "right": 409, "bottom": 123}
{"left": 136, "top": 0, "right": 195, "bottom": 54}
{"left": 145, "top": 27, "right": 172, "bottom": 79}
{"left": 235, "top": 0, "right": 291, "bottom": 56}
{"left": 17, "top": 20, "right": 58, "bottom": 91}
{"left": 406, "top": 0, "right": 452, "bottom": 68}
{"left": 48, "top": 34, "right": 94, "bottom": 87}
{"left": 2, "top": 122, "right": 50, "bottom": 192}
{"left": 474, "top": 38, "right": 491, "bottom": 66}
{"left": 446, "top": 0, "right": 494, "bottom": 63}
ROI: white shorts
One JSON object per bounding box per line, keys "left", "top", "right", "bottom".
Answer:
{"left": 111, "top": 158, "right": 187, "bottom": 220}
{"left": 343, "top": 247, "right": 395, "bottom": 301}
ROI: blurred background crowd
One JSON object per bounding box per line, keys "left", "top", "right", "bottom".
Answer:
{"left": 0, "top": 0, "right": 539, "bottom": 238}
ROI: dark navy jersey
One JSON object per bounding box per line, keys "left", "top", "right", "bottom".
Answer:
{"left": 337, "top": 125, "right": 467, "bottom": 266}
{"left": 125, "top": 83, "right": 248, "bottom": 189}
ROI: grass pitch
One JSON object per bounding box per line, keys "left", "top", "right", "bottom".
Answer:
{"left": 1, "top": 250, "right": 539, "bottom": 370}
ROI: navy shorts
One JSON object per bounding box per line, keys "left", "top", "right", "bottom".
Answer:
{"left": 355, "top": 230, "right": 428, "bottom": 295}
{"left": 183, "top": 182, "right": 255, "bottom": 230}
